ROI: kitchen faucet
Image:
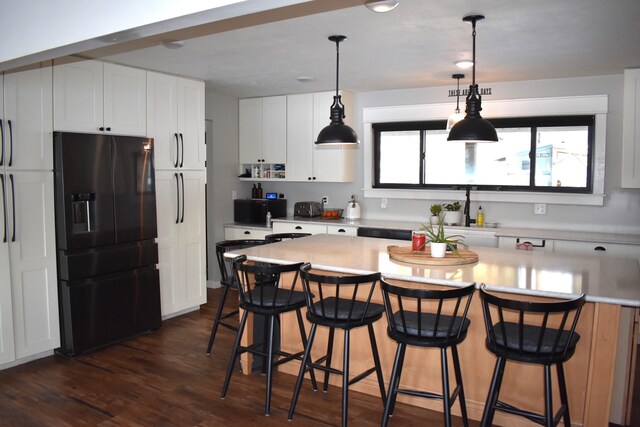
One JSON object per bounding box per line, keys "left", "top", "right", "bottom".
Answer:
{"left": 464, "top": 185, "right": 471, "bottom": 227}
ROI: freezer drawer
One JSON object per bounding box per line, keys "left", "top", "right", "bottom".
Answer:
{"left": 58, "top": 266, "right": 161, "bottom": 356}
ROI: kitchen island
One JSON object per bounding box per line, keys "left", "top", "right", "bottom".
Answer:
{"left": 228, "top": 234, "right": 640, "bottom": 426}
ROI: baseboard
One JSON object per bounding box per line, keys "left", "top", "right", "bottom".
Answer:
{"left": 207, "top": 280, "right": 221, "bottom": 289}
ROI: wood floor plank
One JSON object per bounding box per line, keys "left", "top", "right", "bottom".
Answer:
{"left": 0, "top": 288, "right": 476, "bottom": 426}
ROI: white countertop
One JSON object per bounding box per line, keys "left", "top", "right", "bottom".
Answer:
{"left": 268, "top": 217, "right": 640, "bottom": 245}
{"left": 227, "top": 234, "right": 640, "bottom": 307}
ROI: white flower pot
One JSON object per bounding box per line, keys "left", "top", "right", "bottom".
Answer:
{"left": 430, "top": 242, "right": 447, "bottom": 258}
{"left": 443, "top": 210, "right": 462, "bottom": 226}
{"left": 430, "top": 215, "right": 440, "bottom": 226}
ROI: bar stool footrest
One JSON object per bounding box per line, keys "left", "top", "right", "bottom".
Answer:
{"left": 494, "top": 400, "right": 566, "bottom": 426}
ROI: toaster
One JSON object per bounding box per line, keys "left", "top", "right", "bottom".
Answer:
{"left": 294, "top": 201, "right": 323, "bottom": 217}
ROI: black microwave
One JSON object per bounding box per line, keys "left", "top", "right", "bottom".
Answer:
{"left": 234, "top": 199, "right": 287, "bottom": 224}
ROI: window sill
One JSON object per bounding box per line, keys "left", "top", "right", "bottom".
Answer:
{"left": 363, "top": 188, "right": 605, "bottom": 206}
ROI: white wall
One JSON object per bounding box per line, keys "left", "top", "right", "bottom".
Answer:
{"left": 209, "top": 74, "right": 640, "bottom": 235}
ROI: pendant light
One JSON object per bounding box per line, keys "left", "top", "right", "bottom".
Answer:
{"left": 315, "top": 35, "right": 359, "bottom": 145}
{"left": 447, "top": 15, "right": 498, "bottom": 143}
{"left": 364, "top": 0, "right": 399, "bottom": 13}
{"left": 446, "top": 73, "right": 465, "bottom": 130}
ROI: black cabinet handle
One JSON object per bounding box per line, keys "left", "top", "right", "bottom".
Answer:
{"left": 7, "top": 120, "right": 13, "bottom": 167}
{"left": 594, "top": 246, "right": 606, "bottom": 251}
{"left": 338, "top": 228, "right": 346, "bottom": 233}
{"left": 295, "top": 226, "right": 302, "bottom": 230}
{"left": 307, "top": 177, "right": 311, "bottom": 180}
{"left": 9, "top": 174, "right": 15, "bottom": 242}
{"left": 106, "top": 127, "right": 111, "bottom": 132}
{"left": 244, "top": 230, "right": 250, "bottom": 235}
{"left": 312, "top": 177, "right": 316, "bottom": 180}
{"left": 516, "top": 238, "right": 546, "bottom": 248}
{"left": 174, "top": 173, "right": 180, "bottom": 224}
{"left": 180, "top": 173, "right": 185, "bottom": 223}
{"left": 99, "top": 126, "right": 104, "bottom": 131}
{"left": 179, "top": 133, "right": 184, "bottom": 168}
{"left": 174, "top": 133, "right": 179, "bottom": 168}
{"left": 1, "top": 174, "right": 6, "bottom": 243}
{"left": 0, "top": 119, "right": 4, "bottom": 166}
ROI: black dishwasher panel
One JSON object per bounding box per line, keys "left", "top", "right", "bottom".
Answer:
{"left": 357, "top": 227, "right": 412, "bottom": 241}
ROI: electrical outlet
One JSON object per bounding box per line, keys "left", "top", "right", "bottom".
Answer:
{"left": 381, "top": 198, "right": 388, "bottom": 209}
{"left": 534, "top": 203, "right": 547, "bottom": 215}
{"left": 231, "top": 190, "right": 237, "bottom": 200}
{"left": 322, "top": 196, "right": 329, "bottom": 205}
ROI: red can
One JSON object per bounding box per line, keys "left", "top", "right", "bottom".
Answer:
{"left": 412, "top": 231, "right": 426, "bottom": 251}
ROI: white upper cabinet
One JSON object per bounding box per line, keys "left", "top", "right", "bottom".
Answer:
{"left": 622, "top": 68, "right": 640, "bottom": 188}
{"left": 147, "top": 72, "right": 205, "bottom": 171}
{"left": 285, "top": 91, "right": 355, "bottom": 182}
{"left": 53, "top": 60, "right": 146, "bottom": 136}
{"left": 239, "top": 95, "right": 287, "bottom": 164}
{"left": 1, "top": 64, "right": 53, "bottom": 171}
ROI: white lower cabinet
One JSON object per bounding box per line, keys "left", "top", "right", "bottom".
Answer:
{"left": 224, "top": 226, "right": 271, "bottom": 240}
{"left": 272, "top": 221, "right": 358, "bottom": 236}
{"left": 553, "top": 240, "right": 640, "bottom": 259}
{"left": 0, "top": 171, "right": 59, "bottom": 366}
{"left": 498, "top": 236, "right": 554, "bottom": 252}
{"left": 155, "top": 170, "right": 206, "bottom": 317}
{"left": 326, "top": 224, "right": 358, "bottom": 236}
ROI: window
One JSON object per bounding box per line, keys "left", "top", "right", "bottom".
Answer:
{"left": 373, "top": 115, "right": 594, "bottom": 193}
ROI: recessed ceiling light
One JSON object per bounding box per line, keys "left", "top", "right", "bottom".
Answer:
{"left": 162, "top": 40, "right": 185, "bottom": 49}
{"left": 455, "top": 60, "right": 474, "bottom": 69}
{"left": 296, "top": 76, "right": 314, "bottom": 82}
{"left": 364, "top": 0, "right": 399, "bottom": 13}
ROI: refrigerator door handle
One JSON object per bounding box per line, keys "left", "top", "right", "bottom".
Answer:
{"left": 180, "top": 172, "right": 185, "bottom": 223}
{"left": 9, "top": 174, "right": 15, "bottom": 242}
{"left": 7, "top": 120, "right": 13, "bottom": 167}
{"left": 174, "top": 172, "right": 180, "bottom": 224}
{"left": 174, "top": 133, "right": 179, "bottom": 168}
{"left": 179, "top": 133, "right": 184, "bottom": 168}
{"left": 0, "top": 119, "right": 4, "bottom": 166}
{"left": 1, "top": 174, "right": 6, "bottom": 243}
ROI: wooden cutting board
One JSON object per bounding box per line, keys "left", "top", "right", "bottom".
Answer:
{"left": 387, "top": 245, "right": 479, "bottom": 266}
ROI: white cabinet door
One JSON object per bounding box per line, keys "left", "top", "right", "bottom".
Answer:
{"left": 239, "top": 98, "right": 263, "bottom": 164}
{"left": 155, "top": 170, "right": 206, "bottom": 317}
{"left": 103, "top": 63, "right": 146, "bottom": 136}
{"left": 262, "top": 95, "right": 287, "bottom": 164}
{"left": 178, "top": 78, "right": 205, "bottom": 170}
{"left": 272, "top": 222, "right": 327, "bottom": 235}
{"left": 2, "top": 65, "right": 53, "bottom": 171}
{"left": 622, "top": 68, "right": 640, "bottom": 188}
{"left": 286, "top": 93, "right": 314, "bottom": 181}
{"left": 6, "top": 171, "right": 59, "bottom": 358}
{"left": 54, "top": 60, "right": 146, "bottom": 135}
{"left": 312, "top": 91, "right": 355, "bottom": 182}
{"left": 224, "top": 226, "right": 270, "bottom": 240}
{"left": 147, "top": 72, "right": 179, "bottom": 170}
{"left": 553, "top": 240, "right": 640, "bottom": 259}
{"left": 498, "top": 236, "right": 554, "bottom": 252}
{"left": 326, "top": 224, "right": 358, "bottom": 236}
{"left": 53, "top": 60, "right": 104, "bottom": 133}
{"left": 0, "top": 174, "right": 15, "bottom": 365}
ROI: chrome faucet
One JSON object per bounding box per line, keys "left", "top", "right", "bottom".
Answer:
{"left": 464, "top": 185, "right": 471, "bottom": 227}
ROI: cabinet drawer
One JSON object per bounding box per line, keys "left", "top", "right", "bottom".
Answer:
{"left": 498, "top": 236, "right": 554, "bottom": 252}
{"left": 554, "top": 240, "right": 640, "bottom": 259}
{"left": 272, "top": 222, "right": 326, "bottom": 235}
{"left": 326, "top": 225, "right": 358, "bottom": 236}
{"left": 224, "top": 227, "right": 270, "bottom": 240}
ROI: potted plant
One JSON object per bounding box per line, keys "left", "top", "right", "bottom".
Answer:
{"left": 421, "top": 219, "right": 466, "bottom": 258}
{"left": 429, "top": 203, "right": 442, "bottom": 225}
{"left": 442, "top": 201, "right": 462, "bottom": 226}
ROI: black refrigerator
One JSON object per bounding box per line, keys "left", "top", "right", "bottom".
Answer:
{"left": 53, "top": 131, "right": 161, "bottom": 356}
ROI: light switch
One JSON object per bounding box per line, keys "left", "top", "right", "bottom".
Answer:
{"left": 534, "top": 203, "right": 547, "bottom": 215}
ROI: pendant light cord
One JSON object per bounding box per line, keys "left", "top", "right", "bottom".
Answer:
{"left": 471, "top": 18, "right": 477, "bottom": 86}
{"left": 455, "top": 77, "right": 461, "bottom": 113}
{"left": 335, "top": 38, "right": 340, "bottom": 99}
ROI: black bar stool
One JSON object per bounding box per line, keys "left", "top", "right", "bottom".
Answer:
{"left": 221, "top": 255, "right": 317, "bottom": 416}
{"left": 288, "top": 264, "right": 387, "bottom": 427}
{"left": 479, "top": 285, "right": 586, "bottom": 427}
{"left": 380, "top": 279, "right": 476, "bottom": 427}
{"left": 206, "top": 239, "right": 265, "bottom": 354}
{"left": 264, "top": 232, "right": 311, "bottom": 243}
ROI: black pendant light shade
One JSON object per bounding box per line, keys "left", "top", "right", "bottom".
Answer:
{"left": 448, "top": 15, "right": 498, "bottom": 143}
{"left": 315, "top": 35, "right": 359, "bottom": 145}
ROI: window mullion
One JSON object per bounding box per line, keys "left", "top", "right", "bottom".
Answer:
{"left": 529, "top": 125, "right": 537, "bottom": 188}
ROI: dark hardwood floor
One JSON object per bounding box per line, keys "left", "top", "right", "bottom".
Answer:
{"left": 0, "top": 288, "right": 475, "bottom": 426}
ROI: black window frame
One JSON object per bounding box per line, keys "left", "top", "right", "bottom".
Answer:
{"left": 372, "top": 115, "right": 595, "bottom": 193}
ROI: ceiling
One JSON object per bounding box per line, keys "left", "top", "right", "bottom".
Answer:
{"left": 97, "top": 0, "right": 640, "bottom": 98}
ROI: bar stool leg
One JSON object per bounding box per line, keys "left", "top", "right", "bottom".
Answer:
{"left": 323, "top": 327, "right": 335, "bottom": 392}
{"left": 441, "top": 347, "right": 452, "bottom": 427}
{"left": 288, "top": 323, "right": 317, "bottom": 421}
{"left": 481, "top": 356, "right": 506, "bottom": 427}
{"left": 387, "top": 343, "right": 407, "bottom": 418}
{"left": 382, "top": 343, "right": 404, "bottom": 427}
{"left": 451, "top": 345, "right": 469, "bottom": 427}
{"left": 221, "top": 309, "right": 249, "bottom": 399}
{"left": 367, "top": 323, "right": 387, "bottom": 403}
{"left": 544, "top": 364, "right": 554, "bottom": 427}
{"left": 264, "top": 314, "right": 275, "bottom": 416}
{"left": 557, "top": 363, "right": 571, "bottom": 427}
{"left": 341, "top": 329, "right": 350, "bottom": 427}
{"left": 207, "top": 285, "right": 234, "bottom": 354}
{"left": 295, "top": 308, "right": 318, "bottom": 391}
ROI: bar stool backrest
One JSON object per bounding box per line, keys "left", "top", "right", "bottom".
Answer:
{"left": 479, "top": 285, "right": 586, "bottom": 364}
{"left": 300, "top": 263, "right": 382, "bottom": 327}
{"left": 232, "top": 255, "right": 305, "bottom": 310}
{"left": 380, "top": 279, "right": 476, "bottom": 347}
{"left": 264, "top": 233, "right": 311, "bottom": 243}
{"left": 215, "top": 239, "right": 265, "bottom": 287}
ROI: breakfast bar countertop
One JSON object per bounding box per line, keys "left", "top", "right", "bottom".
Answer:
{"left": 228, "top": 233, "right": 640, "bottom": 307}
